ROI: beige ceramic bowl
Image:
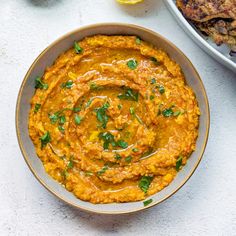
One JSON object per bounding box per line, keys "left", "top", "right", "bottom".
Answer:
{"left": 16, "top": 23, "right": 210, "bottom": 214}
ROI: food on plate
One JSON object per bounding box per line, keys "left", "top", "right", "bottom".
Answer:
{"left": 28, "top": 35, "right": 200, "bottom": 204}
{"left": 177, "top": 0, "right": 236, "bottom": 52}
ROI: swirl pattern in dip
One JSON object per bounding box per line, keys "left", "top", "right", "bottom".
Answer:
{"left": 29, "top": 35, "right": 200, "bottom": 204}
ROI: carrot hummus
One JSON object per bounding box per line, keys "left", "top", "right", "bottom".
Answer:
{"left": 29, "top": 35, "right": 200, "bottom": 204}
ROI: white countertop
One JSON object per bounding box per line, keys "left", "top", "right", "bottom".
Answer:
{"left": 0, "top": 0, "right": 235, "bottom": 235}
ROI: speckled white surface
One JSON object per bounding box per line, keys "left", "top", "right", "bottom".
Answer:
{"left": 0, "top": 0, "right": 236, "bottom": 235}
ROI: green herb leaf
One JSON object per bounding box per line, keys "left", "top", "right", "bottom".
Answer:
{"left": 61, "top": 80, "right": 73, "bottom": 89}
{"left": 129, "top": 107, "right": 135, "bottom": 115}
{"left": 139, "top": 176, "right": 153, "bottom": 193}
{"left": 118, "top": 88, "right": 139, "bottom": 102}
{"left": 74, "top": 42, "right": 83, "bottom": 54}
{"left": 74, "top": 114, "right": 82, "bottom": 125}
{"left": 99, "top": 132, "right": 116, "bottom": 150}
{"left": 61, "top": 170, "right": 68, "bottom": 179}
{"left": 40, "top": 131, "right": 51, "bottom": 148}
{"left": 150, "top": 78, "right": 156, "bottom": 84}
{"left": 49, "top": 109, "right": 68, "bottom": 124}
{"left": 141, "top": 148, "right": 153, "bottom": 158}
{"left": 85, "top": 99, "right": 93, "bottom": 108}
{"left": 115, "top": 153, "right": 122, "bottom": 160}
{"left": 150, "top": 57, "right": 160, "bottom": 65}
{"left": 118, "top": 104, "right": 123, "bottom": 110}
{"left": 157, "top": 85, "right": 165, "bottom": 94}
{"left": 85, "top": 171, "right": 93, "bottom": 176}
{"left": 96, "top": 102, "right": 110, "bottom": 129}
{"left": 143, "top": 199, "right": 153, "bottom": 206}
{"left": 176, "top": 156, "right": 183, "bottom": 171}
{"left": 132, "top": 148, "right": 139, "bottom": 152}
{"left": 58, "top": 125, "right": 65, "bottom": 133}
{"left": 90, "top": 82, "right": 103, "bottom": 90}
{"left": 49, "top": 113, "right": 59, "bottom": 124}
{"left": 125, "top": 156, "right": 132, "bottom": 163}
{"left": 150, "top": 95, "right": 155, "bottom": 100}
{"left": 35, "top": 77, "right": 48, "bottom": 90}
{"left": 73, "top": 107, "right": 81, "bottom": 112}
{"left": 162, "top": 108, "right": 174, "bottom": 117}
{"left": 129, "top": 107, "right": 143, "bottom": 124}
{"left": 97, "top": 165, "right": 108, "bottom": 176}
{"left": 67, "top": 157, "right": 74, "bottom": 169}
{"left": 59, "top": 115, "right": 66, "bottom": 125}
{"left": 135, "top": 37, "right": 141, "bottom": 45}
{"left": 34, "top": 103, "right": 41, "bottom": 113}
{"left": 174, "top": 111, "right": 181, "bottom": 117}
{"left": 127, "top": 59, "right": 138, "bottom": 70}
{"left": 116, "top": 140, "right": 128, "bottom": 149}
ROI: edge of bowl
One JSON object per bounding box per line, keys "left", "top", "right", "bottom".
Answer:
{"left": 15, "top": 23, "right": 210, "bottom": 215}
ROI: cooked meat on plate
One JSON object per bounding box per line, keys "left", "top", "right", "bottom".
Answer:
{"left": 177, "top": 0, "right": 236, "bottom": 51}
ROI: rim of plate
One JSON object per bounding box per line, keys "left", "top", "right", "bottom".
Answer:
{"left": 16, "top": 23, "right": 210, "bottom": 215}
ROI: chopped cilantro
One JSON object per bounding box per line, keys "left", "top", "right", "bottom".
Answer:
{"left": 141, "top": 148, "right": 153, "bottom": 158}
{"left": 176, "top": 156, "right": 183, "bottom": 171}
{"left": 74, "top": 42, "right": 83, "bottom": 54}
{"left": 85, "top": 171, "right": 93, "bottom": 176}
{"left": 139, "top": 176, "right": 153, "bottom": 193}
{"left": 115, "top": 153, "right": 122, "bottom": 160}
{"left": 150, "top": 78, "right": 156, "bottom": 84}
{"left": 35, "top": 77, "right": 48, "bottom": 90}
{"left": 67, "top": 157, "right": 74, "bottom": 169}
{"left": 73, "top": 107, "right": 81, "bottom": 112}
{"left": 90, "top": 82, "right": 103, "bottom": 90}
{"left": 150, "top": 57, "right": 160, "bottom": 65}
{"left": 129, "top": 107, "right": 135, "bottom": 115}
{"left": 132, "top": 148, "right": 139, "bottom": 152}
{"left": 49, "top": 113, "right": 58, "bottom": 124}
{"left": 157, "top": 85, "right": 165, "bottom": 94}
{"left": 40, "top": 131, "right": 51, "bottom": 149}
{"left": 61, "top": 80, "right": 73, "bottom": 89}
{"left": 97, "top": 165, "right": 108, "bottom": 176}
{"left": 118, "top": 104, "right": 123, "bottom": 110}
{"left": 59, "top": 115, "right": 66, "bottom": 125}
{"left": 49, "top": 109, "right": 69, "bottom": 124}
{"left": 125, "top": 156, "right": 132, "bottom": 163}
{"left": 99, "top": 132, "right": 128, "bottom": 150}
{"left": 34, "top": 103, "right": 41, "bottom": 113}
{"left": 58, "top": 125, "right": 65, "bottom": 133}
{"left": 118, "top": 88, "right": 139, "bottom": 102}
{"left": 96, "top": 102, "right": 110, "bottom": 129}
{"left": 174, "top": 111, "right": 181, "bottom": 116}
{"left": 61, "top": 170, "right": 68, "bottom": 179}
{"left": 85, "top": 99, "right": 93, "bottom": 108}
{"left": 127, "top": 59, "right": 138, "bottom": 70}
{"left": 135, "top": 37, "right": 141, "bottom": 44}
{"left": 150, "top": 95, "right": 155, "bottom": 100}
{"left": 99, "top": 132, "right": 116, "bottom": 150}
{"left": 129, "top": 107, "right": 143, "bottom": 124}
{"left": 143, "top": 199, "right": 153, "bottom": 206}
{"left": 162, "top": 108, "right": 174, "bottom": 117}
{"left": 116, "top": 140, "right": 128, "bottom": 149}
{"left": 74, "top": 114, "right": 82, "bottom": 125}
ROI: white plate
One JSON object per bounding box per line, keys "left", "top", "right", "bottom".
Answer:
{"left": 165, "top": 0, "right": 236, "bottom": 73}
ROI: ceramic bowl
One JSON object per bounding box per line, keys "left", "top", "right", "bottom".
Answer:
{"left": 16, "top": 23, "right": 210, "bottom": 214}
